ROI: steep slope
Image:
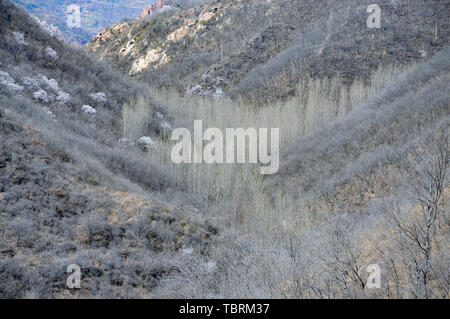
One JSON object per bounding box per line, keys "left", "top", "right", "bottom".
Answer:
{"left": 87, "top": 0, "right": 449, "bottom": 103}
{"left": 1, "top": 0, "right": 448, "bottom": 299}
{"left": 0, "top": 1, "right": 218, "bottom": 298}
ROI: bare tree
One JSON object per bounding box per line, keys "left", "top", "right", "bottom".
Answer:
{"left": 387, "top": 126, "right": 449, "bottom": 298}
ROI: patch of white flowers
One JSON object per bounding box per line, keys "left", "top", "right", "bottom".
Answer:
{"left": 89, "top": 92, "right": 107, "bottom": 103}
{"left": 0, "top": 71, "right": 24, "bottom": 92}
{"left": 12, "top": 32, "right": 27, "bottom": 45}
{"left": 23, "top": 74, "right": 71, "bottom": 105}
{"left": 22, "top": 76, "right": 39, "bottom": 90}
{"left": 44, "top": 47, "right": 59, "bottom": 60}
{"left": 32, "top": 16, "right": 63, "bottom": 38}
{"left": 56, "top": 91, "right": 71, "bottom": 104}
{"left": 138, "top": 136, "right": 155, "bottom": 148}
{"left": 81, "top": 105, "right": 97, "bottom": 115}
{"left": 33, "top": 89, "right": 49, "bottom": 103}
{"left": 47, "top": 78, "right": 59, "bottom": 92}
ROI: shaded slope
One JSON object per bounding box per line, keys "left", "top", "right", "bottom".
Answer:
{"left": 87, "top": 0, "right": 449, "bottom": 103}
{"left": 270, "top": 47, "right": 450, "bottom": 214}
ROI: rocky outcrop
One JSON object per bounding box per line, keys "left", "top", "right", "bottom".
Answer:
{"left": 139, "top": 4, "right": 155, "bottom": 19}
{"left": 129, "top": 47, "right": 171, "bottom": 74}
{"left": 167, "top": 26, "right": 190, "bottom": 42}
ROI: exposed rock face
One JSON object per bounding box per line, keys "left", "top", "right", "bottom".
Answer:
{"left": 167, "top": 26, "right": 190, "bottom": 42}
{"left": 87, "top": 0, "right": 449, "bottom": 103}
{"left": 11, "top": 0, "right": 161, "bottom": 45}
{"left": 198, "top": 11, "right": 215, "bottom": 23}
{"left": 130, "top": 47, "right": 170, "bottom": 75}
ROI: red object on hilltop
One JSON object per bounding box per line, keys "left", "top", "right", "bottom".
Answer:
{"left": 139, "top": 1, "right": 165, "bottom": 19}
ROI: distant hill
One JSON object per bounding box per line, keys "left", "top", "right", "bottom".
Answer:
{"left": 11, "top": 0, "right": 152, "bottom": 44}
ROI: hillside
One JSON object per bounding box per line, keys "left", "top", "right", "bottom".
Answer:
{"left": 0, "top": 1, "right": 218, "bottom": 298}
{"left": 87, "top": 0, "right": 449, "bottom": 103}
